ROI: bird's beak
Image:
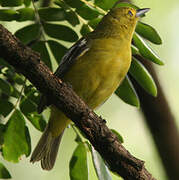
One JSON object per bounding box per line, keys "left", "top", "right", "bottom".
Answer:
{"left": 136, "top": 8, "right": 150, "bottom": 17}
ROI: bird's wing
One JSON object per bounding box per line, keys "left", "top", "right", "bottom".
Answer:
{"left": 54, "top": 37, "right": 91, "bottom": 78}
{"left": 38, "top": 37, "right": 91, "bottom": 113}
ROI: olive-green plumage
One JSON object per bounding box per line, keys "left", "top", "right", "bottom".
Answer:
{"left": 30, "top": 6, "right": 149, "bottom": 170}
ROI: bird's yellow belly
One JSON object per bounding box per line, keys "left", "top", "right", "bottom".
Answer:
{"left": 63, "top": 47, "right": 131, "bottom": 109}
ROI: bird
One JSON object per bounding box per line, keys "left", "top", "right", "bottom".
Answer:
{"left": 30, "top": 5, "right": 150, "bottom": 170}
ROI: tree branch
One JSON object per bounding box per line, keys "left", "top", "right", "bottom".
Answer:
{"left": 0, "top": 24, "right": 156, "bottom": 180}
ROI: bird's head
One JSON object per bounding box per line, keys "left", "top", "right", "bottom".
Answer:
{"left": 109, "top": 7, "right": 150, "bottom": 33}
{"left": 90, "top": 5, "right": 149, "bottom": 40}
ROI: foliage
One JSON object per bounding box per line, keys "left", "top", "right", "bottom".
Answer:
{"left": 0, "top": 0, "right": 163, "bottom": 179}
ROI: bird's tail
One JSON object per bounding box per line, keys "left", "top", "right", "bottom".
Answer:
{"left": 30, "top": 124, "right": 63, "bottom": 170}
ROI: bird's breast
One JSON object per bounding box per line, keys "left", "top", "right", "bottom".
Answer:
{"left": 64, "top": 38, "right": 132, "bottom": 109}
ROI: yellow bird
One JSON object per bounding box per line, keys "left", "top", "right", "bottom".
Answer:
{"left": 30, "top": 6, "right": 149, "bottom": 170}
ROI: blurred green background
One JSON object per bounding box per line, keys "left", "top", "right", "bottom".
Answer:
{"left": 1, "top": 0, "right": 179, "bottom": 179}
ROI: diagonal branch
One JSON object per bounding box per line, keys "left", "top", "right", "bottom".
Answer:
{"left": 0, "top": 24, "right": 156, "bottom": 180}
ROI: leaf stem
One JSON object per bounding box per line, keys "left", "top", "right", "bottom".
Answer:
{"left": 32, "top": 0, "right": 46, "bottom": 42}
{"left": 80, "top": 0, "right": 106, "bottom": 14}
{"left": 71, "top": 124, "right": 83, "bottom": 142}
{"left": 14, "top": 78, "right": 26, "bottom": 110}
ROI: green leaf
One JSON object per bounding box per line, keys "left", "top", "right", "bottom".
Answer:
{"left": 129, "top": 57, "right": 157, "bottom": 96}
{"left": 94, "top": 0, "right": 118, "bottom": 10}
{"left": 54, "top": 0, "right": 80, "bottom": 26}
{"left": 62, "top": 0, "right": 101, "bottom": 20}
{"left": 0, "top": 78, "right": 13, "bottom": 96}
{"left": 24, "top": 0, "right": 31, "bottom": 7}
{"left": 133, "top": 33, "right": 164, "bottom": 65}
{"left": 0, "top": 0, "right": 23, "bottom": 7}
{"left": 91, "top": 147, "right": 112, "bottom": 180}
{"left": 88, "top": 17, "right": 102, "bottom": 29}
{"left": 65, "top": 10, "right": 80, "bottom": 26}
{"left": 72, "top": 125, "right": 83, "bottom": 143}
{"left": 74, "top": 134, "right": 82, "bottom": 143}
{"left": 136, "top": 22, "right": 162, "bottom": 45}
{"left": 38, "top": 7, "right": 65, "bottom": 21}
{"left": 80, "top": 24, "right": 91, "bottom": 36}
{"left": 31, "top": 41, "right": 52, "bottom": 70}
{"left": 16, "top": 8, "right": 35, "bottom": 22}
{"left": 0, "top": 163, "right": 11, "bottom": 179}
{"left": 20, "top": 97, "right": 46, "bottom": 131}
{"left": 47, "top": 40, "right": 68, "bottom": 64}
{"left": 25, "top": 88, "right": 40, "bottom": 105}
{"left": 24, "top": 84, "right": 33, "bottom": 95}
{"left": 63, "top": 0, "right": 83, "bottom": 8}
{"left": 2, "top": 110, "right": 30, "bottom": 162}
{"left": 0, "top": 100, "right": 14, "bottom": 117}
{"left": 3, "top": 68, "right": 15, "bottom": 82}
{"left": 0, "top": 9, "right": 18, "bottom": 21}
{"left": 131, "top": 45, "right": 139, "bottom": 55}
{"left": 15, "top": 24, "right": 40, "bottom": 45}
{"left": 115, "top": 76, "right": 139, "bottom": 107}
{"left": 11, "top": 87, "right": 21, "bottom": 98}
{"left": 75, "top": 4, "right": 100, "bottom": 20}
{"left": 27, "top": 112, "right": 46, "bottom": 132}
{"left": 111, "top": 129, "right": 124, "bottom": 143}
{"left": 25, "top": 126, "right": 31, "bottom": 156}
{"left": 70, "top": 143, "right": 88, "bottom": 180}
{"left": 13, "top": 74, "right": 25, "bottom": 85}
{"left": 43, "top": 23, "right": 78, "bottom": 42}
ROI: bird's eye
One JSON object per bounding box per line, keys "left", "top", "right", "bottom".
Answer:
{"left": 128, "top": 10, "right": 133, "bottom": 17}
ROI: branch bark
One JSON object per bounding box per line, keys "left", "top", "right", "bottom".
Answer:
{"left": 0, "top": 24, "right": 156, "bottom": 180}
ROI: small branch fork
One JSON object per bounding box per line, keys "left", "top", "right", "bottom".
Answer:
{"left": 0, "top": 24, "right": 156, "bottom": 180}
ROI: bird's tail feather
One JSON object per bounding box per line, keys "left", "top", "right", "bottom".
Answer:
{"left": 30, "top": 125, "right": 63, "bottom": 170}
